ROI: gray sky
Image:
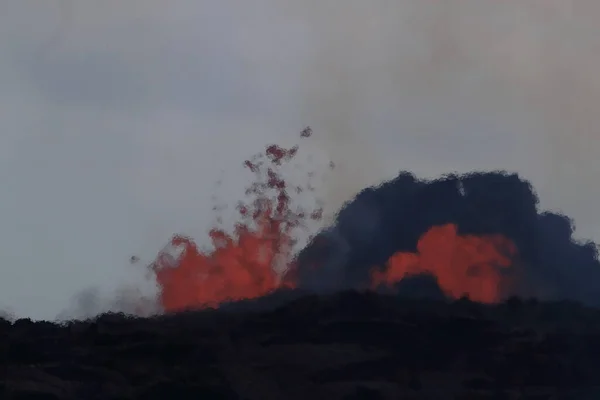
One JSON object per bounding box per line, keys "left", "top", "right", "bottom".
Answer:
{"left": 2, "top": 1, "right": 600, "bottom": 320}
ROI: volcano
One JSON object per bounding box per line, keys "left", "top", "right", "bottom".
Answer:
{"left": 5, "top": 129, "right": 600, "bottom": 399}
{"left": 150, "top": 129, "right": 600, "bottom": 313}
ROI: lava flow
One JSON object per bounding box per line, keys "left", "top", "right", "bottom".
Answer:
{"left": 150, "top": 129, "right": 519, "bottom": 312}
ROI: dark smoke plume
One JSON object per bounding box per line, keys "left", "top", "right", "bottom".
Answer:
{"left": 293, "top": 171, "right": 600, "bottom": 306}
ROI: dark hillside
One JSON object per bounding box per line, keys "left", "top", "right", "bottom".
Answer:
{"left": 3, "top": 291, "right": 600, "bottom": 399}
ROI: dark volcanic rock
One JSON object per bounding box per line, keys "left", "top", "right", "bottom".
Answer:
{"left": 2, "top": 291, "right": 600, "bottom": 399}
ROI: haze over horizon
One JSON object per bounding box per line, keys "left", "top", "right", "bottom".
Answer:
{"left": 1, "top": 1, "right": 600, "bottom": 320}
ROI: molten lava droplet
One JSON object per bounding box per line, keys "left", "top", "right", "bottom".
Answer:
{"left": 300, "top": 126, "right": 312, "bottom": 138}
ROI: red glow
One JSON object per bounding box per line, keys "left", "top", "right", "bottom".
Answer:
{"left": 372, "top": 224, "right": 517, "bottom": 303}
{"left": 151, "top": 132, "right": 318, "bottom": 311}
{"left": 150, "top": 132, "right": 518, "bottom": 312}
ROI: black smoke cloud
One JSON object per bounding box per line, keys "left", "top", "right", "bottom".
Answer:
{"left": 292, "top": 171, "right": 600, "bottom": 306}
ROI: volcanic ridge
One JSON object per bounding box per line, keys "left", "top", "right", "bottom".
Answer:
{"left": 4, "top": 294, "right": 600, "bottom": 399}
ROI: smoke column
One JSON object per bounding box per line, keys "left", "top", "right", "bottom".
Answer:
{"left": 279, "top": 0, "right": 600, "bottom": 240}
{"left": 293, "top": 171, "right": 600, "bottom": 306}
{"left": 296, "top": 11, "right": 386, "bottom": 218}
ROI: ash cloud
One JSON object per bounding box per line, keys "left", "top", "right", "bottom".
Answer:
{"left": 293, "top": 171, "right": 600, "bottom": 306}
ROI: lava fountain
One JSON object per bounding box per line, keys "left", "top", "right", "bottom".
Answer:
{"left": 371, "top": 224, "right": 517, "bottom": 303}
{"left": 149, "top": 129, "right": 522, "bottom": 312}
{"left": 150, "top": 128, "right": 323, "bottom": 311}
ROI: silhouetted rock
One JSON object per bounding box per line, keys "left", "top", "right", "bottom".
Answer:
{"left": 392, "top": 272, "right": 448, "bottom": 300}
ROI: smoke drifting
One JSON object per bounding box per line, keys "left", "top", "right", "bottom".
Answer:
{"left": 298, "top": 27, "right": 384, "bottom": 218}
{"left": 268, "top": 1, "right": 600, "bottom": 306}
{"left": 294, "top": 170, "right": 600, "bottom": 306}
{"left": 283, "top": 0, "right": 600, "bottom": 239}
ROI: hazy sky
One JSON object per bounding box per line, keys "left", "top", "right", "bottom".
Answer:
{"left": 2, "top": 1, "right": 600, "bottom": 320}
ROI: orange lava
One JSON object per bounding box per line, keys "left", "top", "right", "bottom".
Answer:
{"left": 372, "top": 224, "right": 518, "bottom": 303}
{"left": 150, "top": 129, "right": 519, "bottom": 312}
{"left": 151, "top": 129, "right": 320, "bottom": 311}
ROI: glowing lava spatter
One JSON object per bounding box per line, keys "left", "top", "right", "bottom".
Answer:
{"left": 371, "top": 224, "right": 518, "bottom": 303}
{"left": 150, "top": 129, "right": 519, "bottom": 312}
{"left": 151, "top": 129, "right": 322, "bottom": 311}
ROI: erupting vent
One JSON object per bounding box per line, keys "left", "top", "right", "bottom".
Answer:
{"left": 149, "top": 129, "right": 600, "bottom": 312}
